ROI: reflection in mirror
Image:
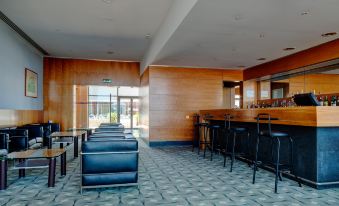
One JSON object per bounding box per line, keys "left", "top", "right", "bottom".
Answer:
{"left": 254, "top": 58, "right": 339, "bottom": 107}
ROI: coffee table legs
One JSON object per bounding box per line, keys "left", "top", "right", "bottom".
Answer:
{"left": 0, "top": 159, "right": 7, "bottom": 190}
{"left": 74, "top": 136, "right": 78, "bottom": 158}
{"left": 48, "top": 157, "right": 56, "bottom": 187}
{"left": 61, "top": 152, "right": 67, "bottom": 176}
{"left": 18, "top": 159, "right": 25, "bottom": 178}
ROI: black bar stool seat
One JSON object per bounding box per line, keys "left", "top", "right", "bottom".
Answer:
{"left": 208, "top": 125, "right": 220, "bottom": 129}
{"left": 260, "top": 130, "right": 289, "bottom": 137}
{"left": 230, "top": 127, "right": 248, "bottom": 133}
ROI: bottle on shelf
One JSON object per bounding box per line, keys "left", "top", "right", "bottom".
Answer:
{"left": 337, "top": 96, "right": 339, "bottom": 106}
{"left": 324, "top": 96, "right": 329, "bottom": 106}
{"left": 332, "top": 96, "right": 337, "bottom": 106}
{"left": 319, "top": 96, "right": 324, "bottom": 106}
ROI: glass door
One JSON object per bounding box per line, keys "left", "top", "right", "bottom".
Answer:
{"left": 118, "top": 97, "right": 132, "bottom": 128}
{"left": 118, "top": 97, "right": 140, "bottom": 129}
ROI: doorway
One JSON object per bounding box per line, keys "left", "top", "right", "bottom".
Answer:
{"left": 118, "top": 97, "right": 140, "bottom": 129}
{"left": 87, "top": 86, "right": 140, "bottom": 129}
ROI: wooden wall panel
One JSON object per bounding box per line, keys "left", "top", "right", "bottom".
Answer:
{"left": 139, "top": 68, "right": 150, "bottom": 142}
{"left": 244, "top": 39, "right": 339, "bottom": 80}
{"left": 44, "top": 57, "right": 140, "bottom": 130}
{"left": 75, "top": 85, "right": 89, "bottom": 128}
{"left": 148, "top": 66, "right": 242, "bottom": 142}
{"left": 0, "top": 109, "right": 43, "bottom": 127}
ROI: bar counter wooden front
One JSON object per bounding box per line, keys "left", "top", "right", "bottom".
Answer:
{"left": 200, "top": 106, "right": 339, "bottom": 189}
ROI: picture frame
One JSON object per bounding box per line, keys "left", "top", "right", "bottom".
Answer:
{"left": 25, "top": 68, "right": 38, "bottom": 98}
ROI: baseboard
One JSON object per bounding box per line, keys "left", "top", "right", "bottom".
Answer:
{"left": 149, "top": 141, "right": 192, "bottom": 147}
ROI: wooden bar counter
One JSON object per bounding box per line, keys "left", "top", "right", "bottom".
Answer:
{"left": 201, "top": 106, "right": 339, "bottom": 127}
{"left": 200, "top": 106, "right": 339, "bottom": 189}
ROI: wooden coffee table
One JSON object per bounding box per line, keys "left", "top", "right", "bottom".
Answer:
{"left": 0, "top": 148, "right": 66, "bottom": 190}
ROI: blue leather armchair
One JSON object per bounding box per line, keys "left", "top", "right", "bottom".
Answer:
{"left": 17, "top": 125, "right": 44, "bottom": 149}
{"left": 0, "top": 129, "right": 28, "bottom": 152}
{"left": 80, "top": 140, "right": 138, "bottom": 193}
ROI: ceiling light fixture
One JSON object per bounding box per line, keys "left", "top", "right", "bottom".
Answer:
{"left": 102, "top": 0, "right": 113, "bottom": 4}
{"left": 259, "top": 33, "right": 265, "bottom": 38}
{"left": 321, "top": 32, "right": 337, "bottom": 37}
{"left": 301, "top": 10, "right": 309, "bottom": 15}
{"left": 145, "top": 34, "right": 151, "bottom": 39}
{"left": 107, "top": 51, "right": 114, "bottom": 55}
{"left": 283, "top": 47, "right": 296, "bottom": 51}
{"left": 257, "top": 58, "right": 266, "bottom": 61}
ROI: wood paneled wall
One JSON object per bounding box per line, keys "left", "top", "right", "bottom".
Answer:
{"left": 0, "top": 109, "right": 43, "bottom": 127}
{"left": 43, "top": 57, "right": 140, "bottom": 130}
{"left": 147, "top": 66, "right": 243, "bottom": 142}
{"left": 139, "top": 69, "right": 150, "bottom": 142}
{"left": 75, "top": 85, "right": 89, "bottom": 128}
{"left": 243, "top": 39, "right": 339, "bottom": 80}
{"left": 243, "top": 80, "right": 257, "bottom": 108}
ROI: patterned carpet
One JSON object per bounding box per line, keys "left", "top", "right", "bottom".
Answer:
{"left": 1, "top": 139, "right": 339, "bottom": 206}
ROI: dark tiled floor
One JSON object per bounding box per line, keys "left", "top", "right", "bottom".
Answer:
{"left": 1, "top": 139, "right": 339, "bottom": 206}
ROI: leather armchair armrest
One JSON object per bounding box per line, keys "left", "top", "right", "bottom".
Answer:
{"left": 0, "top": 133, "right": 8, "bottom": 150}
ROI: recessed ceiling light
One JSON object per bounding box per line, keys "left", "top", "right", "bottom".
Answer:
{"left": 234, "top": 15, "right": 243, "bottom": 21}
{"left": 102, "top": 0, "right": 113, "bottom": 4}
{"left": 102, "top": 0, "right": 113, "bottom": 3}
{"left": 283, "top": 47, "right": 296, "bottom": 51}
{"left": 107, "top": 51, "right": 114, "bottom": 55}
{"left": 257, "top": 58, "right": 266, "bottom": 61}
{"left": 321, "top": 32, "right": 337, "bottom": 37}
{"left": 301, "top": 10, "right": 309, "bottom": 15}
{"left": 145, "top": 34, "right": 151, "bottom": 39}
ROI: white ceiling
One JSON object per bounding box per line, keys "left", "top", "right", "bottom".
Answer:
{"left": 0, "top": 0, "right": 174, "bottom": 61}
{"left": 0, "top": 0, "right": 338, "bottom": 70}
{"left": 153, "top": 0, "right": 339, "bottom": 68}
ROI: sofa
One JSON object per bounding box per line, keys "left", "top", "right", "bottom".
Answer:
{"left": 26, "top": 123, "right": 60, "bottom": 146}
{"left": 80, "top": 139, "right": 138, "bottom": 193}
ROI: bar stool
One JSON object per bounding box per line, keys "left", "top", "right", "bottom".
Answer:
{"left": 223, "top": 114, "right": 250, "bottom": 172}
{"left": 252, "top": 113, "right": 302, "bottom": 193}
{"left": 206, "top": 124, "right": 221, "bottom": 161}
{"left": 192, "top": 114, "right": 200, "bottom": 152}
{"left": 196, "top": 122, "right": 209, "bottom": 156}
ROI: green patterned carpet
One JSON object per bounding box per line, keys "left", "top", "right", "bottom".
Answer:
{"left": 1, "top": 139, "right": 339, "bottom": 206}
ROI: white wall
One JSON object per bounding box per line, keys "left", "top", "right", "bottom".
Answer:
{"left": 0, "top": 20, "right": 43, "bottom": 110}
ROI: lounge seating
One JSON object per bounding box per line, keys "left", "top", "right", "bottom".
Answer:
{"left": 80, "top": 139, "right": 139, "bottom": 193}
{"left": 0, "top": 129, "right": 29, "bottom": 152}
{"left": 0, "top": 133, "right": 8, "bottom": 156}
{"left": 17, "top": 125, "right": 44, "bottom": 149}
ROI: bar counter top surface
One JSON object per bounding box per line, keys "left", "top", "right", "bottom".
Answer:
{"left": 200, "top": 106, "right": 339, "bottom": 127}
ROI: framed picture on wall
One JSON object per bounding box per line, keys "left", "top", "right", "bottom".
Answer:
{"left": 25, "top": 68, "right": 38, "bottom": 98}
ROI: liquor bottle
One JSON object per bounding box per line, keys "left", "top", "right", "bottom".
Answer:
{"left": 324, "top": 96, "right": 329, "bottom": 106}
{"left": 337, "top": 96, "right": 339, "bottom": 106}
{"left": 319, "top": 96, "right": 324, "bottom": 106}
{"left": 332, "top": 96, "right": 337, "bottom": 106}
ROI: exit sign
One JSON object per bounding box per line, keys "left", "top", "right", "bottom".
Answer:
{"left": 102, "top": 79, "right": 112, "bottom": 83}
